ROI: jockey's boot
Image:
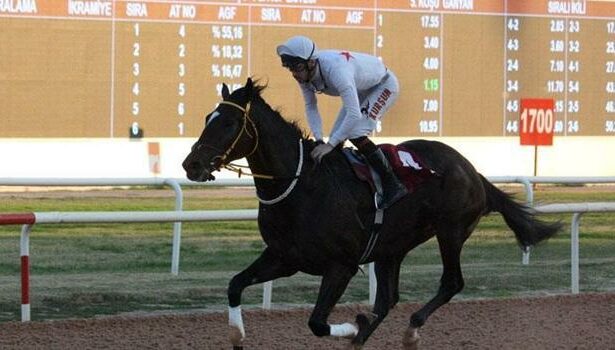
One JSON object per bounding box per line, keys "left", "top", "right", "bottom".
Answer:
{"left": 365, "top": 148, "right": 408, "bottom": 209}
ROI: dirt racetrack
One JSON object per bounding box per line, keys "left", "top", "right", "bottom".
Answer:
{"left": 1, "top": 293, "right": 614, "bottom": 350}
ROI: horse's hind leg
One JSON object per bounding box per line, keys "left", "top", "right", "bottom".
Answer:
{"left": 404, "top": 226, "right": 469, "bottom": 348}
{"left": 228, "top": 247, "right": 297, "bottom": 349}
{"left": 308, "top": 262, "right": 358, "bottom": 339}
{"left": 352, "top": 258, "right": 400, "bottom": 347}
{"left": 389, "top": 256, "right": 403, "bottom": 309}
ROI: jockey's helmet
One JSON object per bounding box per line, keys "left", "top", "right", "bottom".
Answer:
{"left": 276, "top": 36, "right": 318, "bottom": 70}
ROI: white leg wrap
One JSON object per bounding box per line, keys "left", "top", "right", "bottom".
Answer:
{"left": 228, "top": 306, "right": 245, "bottom": 339}
{"left": 330, "top": 323, "right": 358, "bottom": 338}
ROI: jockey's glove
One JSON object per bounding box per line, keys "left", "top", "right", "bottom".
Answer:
{"left": 311, "top": 143, "right": 334, "bottom": 163}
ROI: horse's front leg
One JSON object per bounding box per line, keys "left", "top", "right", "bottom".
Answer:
{"left": 351, "top": 258, "right": 399, "bottom": 348}
{"left": 308, "top": 263, "right": 358, "bottom": 340}
{"left": 228, "top": 247, "right": 297, "bottom": 349}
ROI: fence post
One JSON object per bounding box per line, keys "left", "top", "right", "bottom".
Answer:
{"left": 164, "top": 179, "right": 183, "bottom": 275}
{"left": 20, "top": 224, "right": 33, "bottom": 322}
{"left": 571, "top": 212, "right": 582, "bottom": 294}
{"left": 263, "top": 281, "right": 272, "bottom": 309}
{"left": 519, "top": 176, "right": 533, "bottom": 265}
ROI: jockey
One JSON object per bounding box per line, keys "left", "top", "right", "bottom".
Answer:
{"left": 276, "top": 35, "right": 408, "bottom": 209}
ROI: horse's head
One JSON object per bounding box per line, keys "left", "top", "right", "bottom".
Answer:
{"left": 183, "top": 78, "right": 258, "bottom": 182}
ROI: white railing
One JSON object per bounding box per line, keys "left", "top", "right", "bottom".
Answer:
{"left": 0, "top": 177, "right": 188, "bottom": 275}
{"left": 3, "top": 202, "right": 614, "bottom": 322}
{"left": 2, "top": 175, "right": 615, "bottom": 274}
{"left": 4, "top": 210, "right": 258, "bottom": 322}
{"left": 0, "top": 177, "right": 255, "bottom": 275}
{"left": 489, "top": 176, "right": 615, "bottom": 205}
{"left": 3, "top": 176, "right": 615, "bottom": 272}
{"left": 534, "top": 202, "right": 615, "bottom": 294}
{"left": 1, "top": 176, "right": 615, "bottom": 321}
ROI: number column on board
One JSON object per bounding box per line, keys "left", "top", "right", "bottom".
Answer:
{"left": 209, "top": 4, "right": 248, "bottom": 106}
{"left": 377, "top": 1, "right": 442, "bottom": 136}
{"left": 503, "top": 13, "right": 521, "bottom": 135}
{"left": 566, "top": 17, "right": 581, "bottom": 135}
{"left": 607, "top": 18, "right": 615, "bottom": 134}
{"left": 583, "top": 3, "right": 615, "bottom": 135}
{"left": 504, "top": 2, "right": 567, "bottom": 137}
{"left": 173, "top": 3, "right": 248, "bottom": 138}
{"left": 113, "top": 1, "right": 160, "bottom": 138}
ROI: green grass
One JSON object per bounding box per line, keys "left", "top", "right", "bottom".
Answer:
{"left": 0, "top": 187, "right": 613, "bottom": 322}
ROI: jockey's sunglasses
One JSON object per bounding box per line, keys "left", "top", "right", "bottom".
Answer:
{"left": 284, "top": 62, "right": 308, "bottom": 73}
{"left": 281, "top": 54, "right": 310, "bottom": 73}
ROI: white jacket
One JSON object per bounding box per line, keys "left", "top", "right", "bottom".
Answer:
{"left": 299, "top": 50, "right": 388, "bottom": 146}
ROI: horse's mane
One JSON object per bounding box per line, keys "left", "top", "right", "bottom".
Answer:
{"left": 249, "top": 81, "right": 311, "bottom": 141}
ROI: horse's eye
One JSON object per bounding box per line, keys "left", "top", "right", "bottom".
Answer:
{"left": 222, "top": 116, "right": 239, "bottom": 128}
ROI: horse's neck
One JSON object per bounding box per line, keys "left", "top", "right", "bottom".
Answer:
{"left": 247, "top": 104, "right": 305, "bottom": 188}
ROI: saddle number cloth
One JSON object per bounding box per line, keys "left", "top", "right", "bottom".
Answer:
{"left": 343, "top": 144, "right": 436, "bottom": 194}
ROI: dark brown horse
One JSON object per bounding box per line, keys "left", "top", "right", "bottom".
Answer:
{"left": 182, "top": 78, "right": 561, "bottom": 349}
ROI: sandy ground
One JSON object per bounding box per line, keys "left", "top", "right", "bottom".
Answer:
{"left": 1, "top": 293, "right": 614, "bottom": 349}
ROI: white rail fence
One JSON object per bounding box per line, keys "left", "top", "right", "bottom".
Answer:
{"left": 2, "top": 176, "right": 615, "bottom": 272}
{"left": 1, "top": 177, "right": 615, "bottom": 322}
{"left": 535, "top": 202, "right": 615, "bottom": 294}
{"left": 3, "top": 210, "right": 257, "bottom": 322}
{"left": 3, "top": 176, "right": 615, "bottom": 273}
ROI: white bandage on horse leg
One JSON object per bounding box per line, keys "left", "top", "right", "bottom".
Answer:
{"left": 330, "top": 323, "right": 358, "bottom": 338}
{"left": 228, "top": 306, "right": 245, "bottom": 340}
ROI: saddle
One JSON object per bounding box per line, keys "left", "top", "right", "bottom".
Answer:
{"left": 343, "top": 144, "right": 437, "bottom": 196}
{"left": 343, "top": 144, "right": 438, "bottom": 263}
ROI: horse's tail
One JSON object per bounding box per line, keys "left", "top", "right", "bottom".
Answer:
{"left": 480, "top": 175, "right": 561, "bottom": 247}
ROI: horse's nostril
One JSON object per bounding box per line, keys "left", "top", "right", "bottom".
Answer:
{"left": 189, "top": 162, "right": 201, "bottom": 173}
{"left": 183, "top": 159, "right": 200, "bottom": 174}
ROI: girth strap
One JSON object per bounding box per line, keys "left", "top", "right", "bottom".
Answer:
{"left": 358, "top": 206, "right": 384, "bottom": 264}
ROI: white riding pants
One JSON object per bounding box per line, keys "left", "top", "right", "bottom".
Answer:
{"left": 330, "top": 70, "right": 400, "bottom": 140}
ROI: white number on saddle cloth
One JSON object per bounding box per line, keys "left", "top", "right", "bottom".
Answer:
{"left": 397, "top": 150, "right": 423, "bottom": 170}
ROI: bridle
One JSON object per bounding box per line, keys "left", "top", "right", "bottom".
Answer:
{"left": 210, "top": 100, "right": 259, "bottom": 168}
{"left": 197, "top": 99, "right": 269, "bottom": 178}
{"left": 198, "top": 98, "right": 305, "bottom": 205}
{"left": 200, "top": 99, "right": 303, "bottom": 182}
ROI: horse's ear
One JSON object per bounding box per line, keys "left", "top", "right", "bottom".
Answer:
{"left": 221, "top": 83, "right": 230, "bottom": 99}
{"left": 245, "top": 78, "right": 254, "bottom": 100}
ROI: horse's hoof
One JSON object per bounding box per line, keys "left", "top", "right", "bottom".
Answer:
{"left": 229, "top": 326, "right": 244, "bottom": 348}
{"left": 402, "top": 327, "right": 420, "bottom": 350}
{"left": 355, "top": 312, "right": 378, "bottom": 330}
{"left": 345, "top": 341, "right": 363, "bottom": 350}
